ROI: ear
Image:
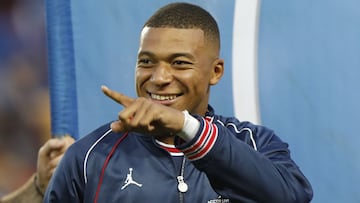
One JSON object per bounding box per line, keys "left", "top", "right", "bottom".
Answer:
{"left": 209, "top": 58, "right": 224, "bottom": 85}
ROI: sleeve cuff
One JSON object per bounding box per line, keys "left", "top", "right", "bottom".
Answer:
{"left": 176, "top": 115, "right": 219, "bottom": 161}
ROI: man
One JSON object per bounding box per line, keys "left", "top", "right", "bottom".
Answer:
{"left": 0, "top": 136, "right": 74, "bottom": 203}
{"left": 44, "top": 2, "right": 313, "bottom": 202}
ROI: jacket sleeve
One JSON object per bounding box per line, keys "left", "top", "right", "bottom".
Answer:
{"left": 43, "top": 144, "right": 85, "bottom": 203}
{"left": 176, "top": 116, "right": 313, "bottom": 203}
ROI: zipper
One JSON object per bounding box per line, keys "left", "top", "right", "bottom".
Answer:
{"left": 177, "top": 157, "right": 187, "bottom": 203}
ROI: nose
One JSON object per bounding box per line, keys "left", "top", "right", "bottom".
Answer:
{"left": 150, "top": 62, "right": 172, "bottom": 85}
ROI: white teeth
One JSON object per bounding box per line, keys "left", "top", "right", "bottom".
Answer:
{"left": 151, "top": 93, "right": 177, "bottom": 101}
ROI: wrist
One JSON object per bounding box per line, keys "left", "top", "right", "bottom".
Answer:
{"left": 34, "top": 174, "right": 44, "bottom": 197}
{"left": 176, "top": 110, "right": 200, "bottom": 141}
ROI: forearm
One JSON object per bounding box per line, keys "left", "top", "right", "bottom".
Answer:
{"left": 0, "top": 174, "right": 43, "bottom": 203}
{"left": 176, "top": 118, "right": 312, "bottom": 202}
{"left": 205, "top": 135, "right": 311, "bottom": 202}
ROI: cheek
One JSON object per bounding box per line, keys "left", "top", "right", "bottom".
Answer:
{"left": 136, "top": 69, "right": 150, "bottom": 82}
{"left": 135, "top": 70, "right": 149, "bottom": 94}
{"left": 176, "top": 71, "right": 203, "bottom": 90}
{"left": 183, "top": 72, "right": 209, "bottom": 92}
{"left": 193, "top": 68, "right": 212, "bottom": 84}
{"left": 192, "top": 68, "right": 214, "bottom": 92}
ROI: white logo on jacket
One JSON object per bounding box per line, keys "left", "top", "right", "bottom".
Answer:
{"left": 121, "top": 168, "right": 143, "bottom": 190}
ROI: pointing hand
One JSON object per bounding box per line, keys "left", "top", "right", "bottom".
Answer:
{"left": 101, "top": 85, "right": 184, "bottom": 136}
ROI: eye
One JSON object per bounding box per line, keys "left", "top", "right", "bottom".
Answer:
{"left": 137, "top": 58, "right": 153, "bottom": 67}
{"left": 138, "top": 59, "right": 151, "bottom": 64}
{"left": 172, "top": 60, "right": 192, "bottom": 66}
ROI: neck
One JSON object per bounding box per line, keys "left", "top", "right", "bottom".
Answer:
{"left": 157, "top": 136, "right": 175, "bottom": 145}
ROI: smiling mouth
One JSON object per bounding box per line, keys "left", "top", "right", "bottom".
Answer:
{"left": 150, "top": 93, "right": 181, "bottom": 101}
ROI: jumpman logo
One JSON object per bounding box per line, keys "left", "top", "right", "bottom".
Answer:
{"left": 121, "top": 168, "right": 143, "bottom": 190}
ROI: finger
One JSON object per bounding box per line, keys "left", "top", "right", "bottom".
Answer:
{"left": 110, "top": 120, "right": 125, "bottom": 132}
{"left": 49, "top": 147, "right": 67, "bottom": 159}
{"left": 118, "top": 98, "right": 143, "bottom": 123}
{"left": 101, "top": 85, "right": 134, "bottom": 107}
{"left": 60, "top": 134, "right": 75, "bottom": 146}
{"left": 49, "top": 154, "right": 63, "bottom": 169}
{"left": 49, "top": 150, "right": 60, "bottom": 159}
{"left": 127, "top": 98, "right": 155, "bottom": 131}
{"left": 38, "top": 138, "right": 65, "bottom": 158}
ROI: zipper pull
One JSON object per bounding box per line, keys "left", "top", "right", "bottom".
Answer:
{"left": 177, "top": 176, "right": 188, "bottom": 193}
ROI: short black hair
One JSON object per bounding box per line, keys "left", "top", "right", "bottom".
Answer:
{"left": 143, "top": 2, "right": 220, "bottom": 49}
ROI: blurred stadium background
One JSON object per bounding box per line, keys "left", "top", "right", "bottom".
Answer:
{"left": 0, "top": 0, "right": 48, "bottom": 196}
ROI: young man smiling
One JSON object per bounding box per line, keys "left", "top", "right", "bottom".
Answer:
{"left": 44, "top": 2, "right": 313, "bottom": 203}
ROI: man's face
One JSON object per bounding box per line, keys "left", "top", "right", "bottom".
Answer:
{"left": 136, "top": 27, "right": 223, "bottom": 115}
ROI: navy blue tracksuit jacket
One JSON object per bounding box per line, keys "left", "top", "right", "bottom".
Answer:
{"left": 44, "top": 106, "right": 313, "bottom": 203}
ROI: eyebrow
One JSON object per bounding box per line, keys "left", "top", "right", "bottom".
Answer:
{"left": 137, "top": 51, "right": 155, "bottom": 58}
{"left": 137, "top": 51, "right": 196, "bottom": 61}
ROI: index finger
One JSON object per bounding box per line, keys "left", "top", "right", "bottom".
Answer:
{"left": 101, "top": 85, "right": 134, "bottom": 107}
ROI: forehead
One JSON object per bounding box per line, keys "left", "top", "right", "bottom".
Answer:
{"left": 138, "top": 27, "right": 206, "bottom": 54}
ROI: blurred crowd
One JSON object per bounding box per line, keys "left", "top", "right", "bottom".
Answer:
{"left": 0, "top": 0, "right": 49, "bottom": 197}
